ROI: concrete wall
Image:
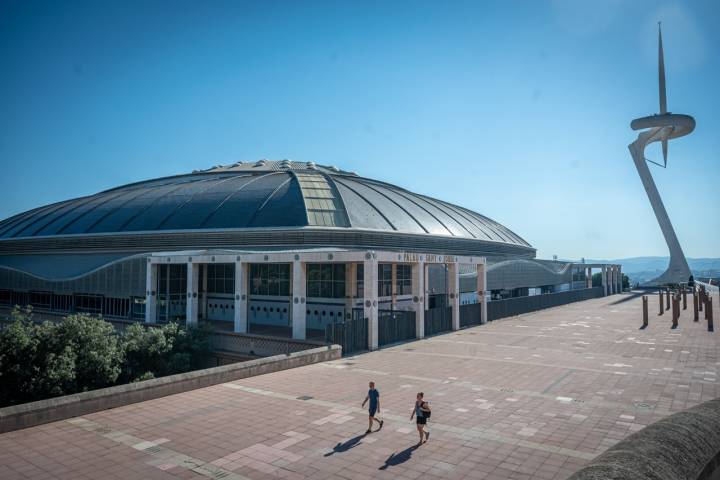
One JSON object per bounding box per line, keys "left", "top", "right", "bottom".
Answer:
{"left": 0, "top": 345, "right": 341, "bottom": 434}
{"left": 568, "top": 397, "right": 720, "bottom": 480}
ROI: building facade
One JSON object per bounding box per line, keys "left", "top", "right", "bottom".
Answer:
{"left": 0, "top": 161, "right": 622, "bottom": 349}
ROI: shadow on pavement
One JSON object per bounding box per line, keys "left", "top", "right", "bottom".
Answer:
{"left": 608, "top": 291, "right": 651, "bottom": 305}
{"left": 324, "top": 434, "right": 367, "bottom": 456}
{"left": 379, "top": 445, "right": 419, "bottom": 470}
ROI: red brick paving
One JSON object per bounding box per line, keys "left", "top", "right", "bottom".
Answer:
{"left": 1, "top": 292, "right": 718, "bottom": 479}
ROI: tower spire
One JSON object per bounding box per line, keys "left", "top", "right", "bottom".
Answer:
{"left": 658, "top": 22, "right": 667, "bottom": 115}
{"left": 658, "top": 22, "right": 668, "bottom": 165}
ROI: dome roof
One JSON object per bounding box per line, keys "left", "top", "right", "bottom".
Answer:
{"left": 0, "top": 160, "right": 531, "bottom": 249}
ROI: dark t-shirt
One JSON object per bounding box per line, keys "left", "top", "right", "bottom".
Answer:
{"left": 368, "top": 389, "right": 379, "bottom": 409}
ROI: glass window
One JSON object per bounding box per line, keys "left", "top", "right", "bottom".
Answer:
{"left": 396, "top": 264, "right": 412, "bottom": 295}
{"left": 74, "top": 293, "right": 103, "bottom": 314}
{"left": 356, "top": 263, "right": 364, "bottom": 298}
{"left": 157, "top": 264, "right": 187, "bottom": 295}
{"left": 0, "top": 289, "right": 11, "bottom": 305}
{"left": 249, "top": 263, "right": 290, "bottom": 296}
{"left": 378, "top": 263, "right": 392, "bottom": 297}
{"left": 306, "top": 263, "right": 346, "bottom": 298}
{"left": 206, "top": 263, "right": 235, "bottom": 294}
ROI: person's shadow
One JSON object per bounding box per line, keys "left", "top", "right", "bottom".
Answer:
{"left": 378, "top": 445, "right": 419, "bottom": 470}
{"left": 324, "top": 434, "right": 367, "bottom": 456}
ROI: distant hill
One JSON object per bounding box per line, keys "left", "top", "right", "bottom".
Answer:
{"left": 583, "top": 257, "right": 720, "bottom": 284}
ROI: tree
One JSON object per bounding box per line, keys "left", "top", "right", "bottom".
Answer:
{"left": 1, "top": 309, "right": 213, "bottom": 407}
{"left": 0, "top": 307, "right": 44, "bottom": 405}
{"left": 0, "top": 309, "right": 122, "bottom": 406}
{"left": 48, "top": 314, "right": 123, "bottom": 392}
{"left": 120, "top": 322, "right": 213, "bottom": 383}
{"left": 121, "top": 322, "right": 175, "bottom": 382}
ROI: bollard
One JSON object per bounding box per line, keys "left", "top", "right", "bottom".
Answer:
{"left": 699, "top": 291, "right": 704, "bottom": 312}
{"left": 682, "top": 289, "right": 687, "bottom": 310}
{"left": 659, "top": 290, "right": 664, "bottom": 315}
{"left": 706, "top": 295, "right": 710, "bottom": 320}
{"left": 665, "top": 288, "right": 670, "bottom": 309}
{"left": 707, "top": 297, "right": 714, "bottom": 332}
{"left": 694, "top": 293, "right": 699, "bottom": 321}
{"left": 671, "top": 294, "right": 679, "bottom": 329}
{"left": 641, "top": 296, "right": 648, "bottom": 329}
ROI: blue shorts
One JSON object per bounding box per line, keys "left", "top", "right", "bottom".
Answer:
{"left": 369, "top": 406, "right": 377, "bottom": 417}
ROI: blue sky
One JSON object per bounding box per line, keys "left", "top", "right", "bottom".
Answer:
{"left": 1, "top": 0, "right": 718, "bottom": 259}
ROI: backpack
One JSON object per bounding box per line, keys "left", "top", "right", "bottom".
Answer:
{"left": 422, "top": 401, "right": 431, "bottom": 418}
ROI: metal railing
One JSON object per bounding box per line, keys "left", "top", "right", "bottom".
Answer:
{"left": 459, "top": 303, "right": 482, "bottom": 328}
{"left": 325, "top": 308, "right": 368, "bottom": 355}
{"left": 424, "top": 306, "right": 452, "bottom": 336}
{"left": 487, "top": 286, "right": 604, "bottom": 321}
{"left": 378, "top": 309, "right": 416, "bottom": 347}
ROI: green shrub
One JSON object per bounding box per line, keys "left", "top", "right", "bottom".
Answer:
{"left": 48, "top": 313, "right": 123, "bottom": 392}
{"left": 120, "top": 321, "right": 213, "bottom": 382}
{"left": 0, "top": 307, "right": 44, "bottom": 405}
{"left": 0, "top": 309, "right": 213, "bottom": 407}
{"left": 0, "top": 308, "right": 123, "bottom": 406}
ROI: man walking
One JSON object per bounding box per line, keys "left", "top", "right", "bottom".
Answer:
{"left": 361, "top": 381, "right": 384, "bottom": 434}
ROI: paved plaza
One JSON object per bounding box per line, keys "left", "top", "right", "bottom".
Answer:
{"left": 1, "top": 292, "right": 719, "bottom": 480}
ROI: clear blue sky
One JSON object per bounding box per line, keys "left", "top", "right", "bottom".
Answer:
{"left": 1, "top": 0, "right": 718, "bottom": 260}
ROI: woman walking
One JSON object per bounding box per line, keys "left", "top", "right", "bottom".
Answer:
{"left": 410, "top": 392, "right": 431, "bottom": 445}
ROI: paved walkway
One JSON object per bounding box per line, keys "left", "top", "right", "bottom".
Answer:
{"left": 1, "top": 292, "right": 718, "bottom": 480}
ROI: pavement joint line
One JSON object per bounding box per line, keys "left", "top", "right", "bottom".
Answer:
{"left": 223, "top": 382, "right": 599, "bottom": 461}
{"left": 540, "top": 369, "right": 575, "bottom": 395}
{"left": 429, "top": 337, "right": 700, "bottom": 362}
{"left": 320, "top": 359, "right": 673, "bottom": 416}
{"left": 454, "top": 328, "right": 714, "bottom": 349}
{"left": 66, "top": 417, "right": 252, "bottom": 480}
{"left": 397, "top": 350, "right": 720, "bottom": 385}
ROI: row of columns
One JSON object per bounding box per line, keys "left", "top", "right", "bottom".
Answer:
{"left": 145, "top": 251, "right": 487, "bottom": 352}
{"left": 581, "top": 265, "right": 622, "bottom": 296}
{"left": 600, "top": 265, "right": 622, "bottom": 296}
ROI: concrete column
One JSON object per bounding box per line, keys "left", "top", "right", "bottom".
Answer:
{"left": 618, "top": 266, "right": 623, "bottom": 293}
{"left": 609, "top": 267, "right": 615, "bottom": 295}
{"left": 412, "top": 261, "right": 425, "bottom": 339}
{"left": 423, "top": 264, "right": 430, "bottom": 311}
{"left": 363, "top": 254, "right": 379, "bottom": 350}
{"left": 602, "top": 266, "right": 608, "bottom": 296}
{"left": 200, "top": 264, "right": 208, "bottom": 320}
{"left": 233, "top": 262, "right": 248, "bottom": 333}
{"left": 391, "top": 263, "right": 398, "bottom": 309}
{"left": 477, "top": 263, "right": 487, "bottom": 324}
{"left": 145, "top": 261, "right": 157, "bottom": 323}
{"left": 186, "top": 262, "right": 199, "bottom": 327}
{"left": 448, "top": 262, "right": 460, "bottom": 330}
{"left": 345, "top": 262, "right": 357, "bottom": 315}
{"left": 586, "top": 267, "right": 592, "bottom": 289}
{"left": 291, "top": 260, "right": 307, "bottom": 340}
{"left": 614, "top": 267, "right": 619, "bottom": 294}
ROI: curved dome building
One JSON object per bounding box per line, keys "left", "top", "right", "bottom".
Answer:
{"left": 0, "top": 160, "right": 617, "bottom": 350}
{"left": 0, "top": 160, "right": 532, "bottom": 256}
